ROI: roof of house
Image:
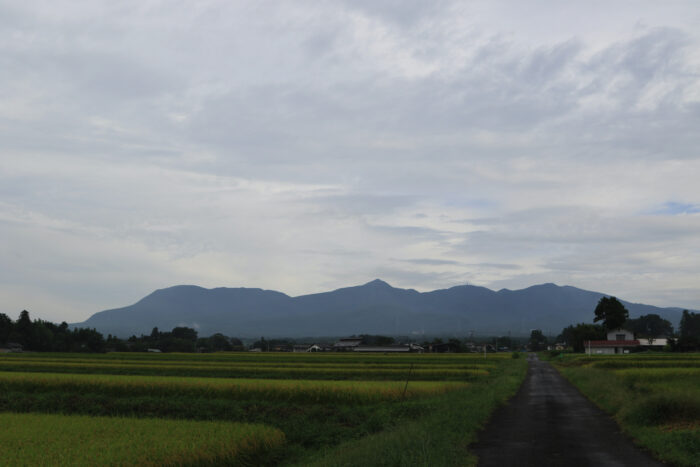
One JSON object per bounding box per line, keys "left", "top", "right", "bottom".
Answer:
{"left": 333, "top": 338, "right": 363, "bottom": 348}
{"left": 585, "top": 340, "right": 640, "bottom": 347}
{"left": 353, "top": 345, "right": 411, "bottom": 352}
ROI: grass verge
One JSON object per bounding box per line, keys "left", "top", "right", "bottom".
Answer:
{"left": 553, "top": 355, "right": 699, "bottom": 467}
{"left": 289, "top": 357, "right": 528, "bottom": 466}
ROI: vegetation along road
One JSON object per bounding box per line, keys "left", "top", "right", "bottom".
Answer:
{"left": 472, "top": 354, "right": 664, "bottom": 467}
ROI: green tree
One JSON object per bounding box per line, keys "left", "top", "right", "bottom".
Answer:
{"left": 559, "top": 323, "right": 606, "bottom": 352}
{"left": 593, "top": 296, "right": 629, "bottom": 331}
{"left": 0, "top": 313, "right": 12, "bottom": 344}
{"left": 625, "top": 314, "right": 673, "bottom": 339}
{"left": 678, "top": 310, "right": 700, "bottom": 351}
{"left": 680, "top": 310, "right": 700, "bottom": 338}
{"left": 171, "top": 327, "right": 197, "bottom": 341}
{"left": 15, "top": 310, "right": 33, "bottom": 346}
{"left": 229, "top": 337, "right": 245, "bottom": 351}
{"left": 199, "top": 333, "right": 233, "bottom": 352}
{"left": 529, "top": 329, "right": 547, "bottom": 351}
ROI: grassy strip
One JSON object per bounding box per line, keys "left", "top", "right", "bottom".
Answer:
{"left": 1, "top": 351, "right": 511, "bottom": 364}
{"left": 0, "top": 412, "right": 284, "bottom": 466}
{"left": 289, "top": 357, "right": 528, "bottom": 466}
{"left": 0, "top": 357, "right": 494, "bottom": 370}
{"left": 0, "top": 371, "right": 469, "bottom": 403}
{"left": 552, "top": 354, "right": 700, "bottom": 369}
{"left": 0, "top": 360, "right": 487, "bottom": 380}
{"left": 553, "top": 357, "right": 700, "bottom": 467}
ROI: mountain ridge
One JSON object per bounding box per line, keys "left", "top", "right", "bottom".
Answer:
{"left": 73, "top": 280, "right": 692, "bottom": 338}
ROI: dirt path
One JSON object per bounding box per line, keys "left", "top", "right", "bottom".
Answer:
{"left": 472, "top": 354, "right": 663, "bottom": 467}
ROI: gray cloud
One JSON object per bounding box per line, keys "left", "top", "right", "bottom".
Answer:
{"left": 1, "top": 0, "right": 699, "bottom": 321}
{"left": 395, "top": 258, "right": 461, "bottom": 266}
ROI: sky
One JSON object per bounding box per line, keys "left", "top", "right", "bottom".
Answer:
{"left": 1, "top": 0, "right": 699, "bottom": 323}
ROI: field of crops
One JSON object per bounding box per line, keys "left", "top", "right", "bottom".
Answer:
{"left": 0, "top": 351, "right": 527, "bottom": 466}
{"left": 552, "top": 353, "right": 700, "bottom": 467}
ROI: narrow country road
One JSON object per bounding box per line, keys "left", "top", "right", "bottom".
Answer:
{"left": 472, "top": 354, "right": 664, "bottom": 467}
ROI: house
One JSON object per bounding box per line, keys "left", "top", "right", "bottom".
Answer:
{"left": 0, "top": 342, "right": 23, "bottom": 353}
{"left": 353, "top": 343, "right": 424, "bottom": 353}
{"left": 639, "top": 337, "right": 668, "bottom": 348}
{"left": 584, "top": 329, "right": 639, "bottom": 354}
{"left": 429, "top": 342, "right": 460, "bottom": 353}
{"left": 292, "top": 344, "right": 323, "bottom": 352}
{"left": 333, "top": 338, "right": 363, "bottom": 351}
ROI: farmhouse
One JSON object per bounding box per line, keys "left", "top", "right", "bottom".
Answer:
{"left": 333, "top": 338, "right": 363, "bottom": 351}
{"left": 638, "top": 337, "right": 668, "bottom": 349}
{"left": 584, "top": 329, "right": 639, "bottom": 354}
{"left": 353, "top": 343, "right": 424, "bottom": 353}
{"left": 0, "top": 342, "right": 23, "bottom": 353}
{"left": 293, "top": 344, "right": 323, "bottom": 352}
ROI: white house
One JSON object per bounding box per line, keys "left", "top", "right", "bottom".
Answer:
{"left": 584, "top": 328, "right": 639, "bottom": 355}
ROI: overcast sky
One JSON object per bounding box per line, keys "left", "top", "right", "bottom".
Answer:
{"left": 2, "top": 0, "right": 699, "bottom": 323}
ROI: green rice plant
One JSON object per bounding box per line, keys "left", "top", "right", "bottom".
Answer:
{"left": 0, "top": 351, "right": 507, "bottom": 365}
{"left": 291, "top": 357, "right": 528, "bottom": 467}
{"left": 0, "top": 371, "right": 470, "bottom": 404}
{"left": 0, "top": 359, "right": 488, "bottom": 380}
{"left": 553, "top": 354, "right": 700, "bottom": 368}
{"left": 0, "top": 355, "right": 494, "bottom": 371}
{"left": 0, "top": 352, "right": 526, "bottom": 465}
{"left": 593, "top": 360, "right": 700, "bottom": 369}
{"left": 0, "top": 412, "right": 285, "bottom": 466}
{"left": 619, "top": 391, "right": 700, "bottom": 425}
{"left": 554, "top": 354, "right": 700, "bottom": 466}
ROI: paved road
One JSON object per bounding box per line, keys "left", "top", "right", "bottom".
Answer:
{"left": 472, "top": 354, "right": 664, "bottom": 467}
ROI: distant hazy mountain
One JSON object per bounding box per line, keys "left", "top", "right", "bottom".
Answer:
{"left": 73, "top": 279, "right": 690, "bottom": 338}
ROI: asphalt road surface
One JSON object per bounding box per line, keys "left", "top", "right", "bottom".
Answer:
{"left": 472, "top": 354, "right": 664, "bottom": 467}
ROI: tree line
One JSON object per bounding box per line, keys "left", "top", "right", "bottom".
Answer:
{"left": 0, "top": 310, "right": 244, "bottom": 353}
{"left": 0, "top": 310, "right": 104, "bottom": 352}
{"left": 3, "top": 303, "right": 700, "bottom": 353}
{"left": 554, "top": 297, "right": 700, "bottom": 352}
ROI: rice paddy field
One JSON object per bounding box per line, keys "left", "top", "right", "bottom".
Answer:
{"left": 552, "top": 353, "right": 700, "bottom": 467}
{"left": 0, "top": 351, "right": 527, "bottom": 466}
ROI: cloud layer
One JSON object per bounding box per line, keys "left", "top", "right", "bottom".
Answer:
{"left": 1, "top": 0, "right": 699, "bottom": 322}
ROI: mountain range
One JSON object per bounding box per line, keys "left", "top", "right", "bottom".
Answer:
{"left": 72, "top": 280, "right": 692, "bottom": 338}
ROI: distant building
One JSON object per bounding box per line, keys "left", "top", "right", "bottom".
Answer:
{"left": 584, "top": 329, "right": 639, "bottom": 354}
{"left": 333, "top": 338, "right": 363, "bottom": 351}
{"left": 293, "top": 344, "right": 323, "bottom": 352}
{"left": 0, "top": 342, "right": 23, "bottom": 353}
{"left": 353, "top": 343, "right": 424, "bottom": 353}
{"left": 638, "top": 337, "right": 668, "bottom": 348}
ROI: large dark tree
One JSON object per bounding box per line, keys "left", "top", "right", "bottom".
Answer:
{"left": 678, "top": 310, "right": 700, "bottom": 351}
{"left": 15, "top": 310, "right": 32, "bottom": 345}
{"left": 0, "top": 313, "right": 12, "bottom": 344}
{"left": 680, "top": 310, "right": 700, "bottom": 338}
{"left": 558, "top": 323, "right": 606, "bottom": 352}
{"left": 593, "top": 296, "right": 629, "bottom": 331}
{"left": 625, "top": 314, "right": 673, "bottom": 339}
{"left": 529, "top": 329, "right": 547, "bottom": 351}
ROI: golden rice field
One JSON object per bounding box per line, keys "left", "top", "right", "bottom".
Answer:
{"left": 0, "top": 412, "right": 285, "bottom": 466}
{"left": 0, "top": 357, "right": 490, "bottom": 380}
{"left": 0, "top": 371, "right": 471, "bottom": 403}
{"left": 0, "top": 351, "right": 526, "bottom": 466}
